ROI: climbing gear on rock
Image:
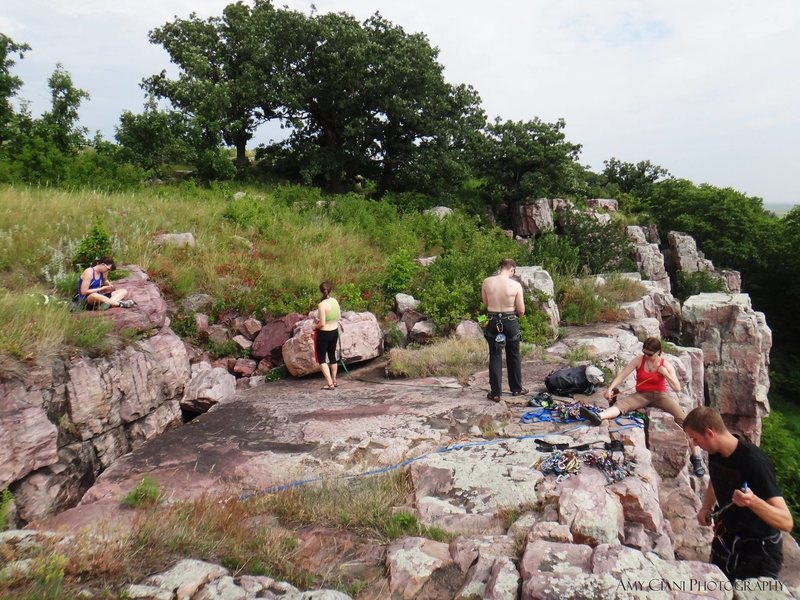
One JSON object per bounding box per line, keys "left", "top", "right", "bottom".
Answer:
{"left": 520, "top": 401, "right": 604, "bottom": 425}
{"left": 535, "top": 447, "right": 637, "bottom": 484}
{"left": 527, "top": 392, "right": 552, "bottom": 408}
{"left": 536, "top": 449, "right": 581, "bottom": 478}
{"left": 583, "top": 450, "right": 637, "bottom": 483}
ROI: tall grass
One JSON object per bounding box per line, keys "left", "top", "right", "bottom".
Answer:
{"left": 388, "top": 336, "right": 488, "bottom": 384}
{"left": 558, "top": 274, "right": 647, "bottom": 325}
{"left": 0, "top": 293, "right": 113, "bottom": 377}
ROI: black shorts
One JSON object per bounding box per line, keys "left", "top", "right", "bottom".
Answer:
{"left": 315, "top": 329, "right": 339, "bottom": 364}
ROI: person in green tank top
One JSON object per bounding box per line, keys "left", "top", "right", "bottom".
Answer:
{"left": 314, "top": 281, "right": 341, "bottom": 389}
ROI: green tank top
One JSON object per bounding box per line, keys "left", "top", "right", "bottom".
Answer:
{"left": 324, "top": 299, "right": 339, "bottom": 322}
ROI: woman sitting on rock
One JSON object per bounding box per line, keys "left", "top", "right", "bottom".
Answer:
{"left": 579, "top": 336, "right": 706, "bottom": 477}
{"left": 76, "top": 257, "right": 134, "bottom": 309}
{"left": 314, "top": 281, "right": 341, "bottom": 390}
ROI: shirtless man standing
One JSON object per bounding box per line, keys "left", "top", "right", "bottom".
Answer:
{"left": 481, "top": 258, "right": 527, "bottom": 402}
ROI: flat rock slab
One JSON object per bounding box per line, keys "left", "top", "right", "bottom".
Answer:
{"left": 40, "top": 363, "right": 528, "bottom": 531}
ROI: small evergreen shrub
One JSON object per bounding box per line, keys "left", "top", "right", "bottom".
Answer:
{"left": 72, "top": 219, "right": 112, "bottom": 268}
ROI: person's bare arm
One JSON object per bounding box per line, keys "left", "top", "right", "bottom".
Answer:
{"left": 604, "top": 357, "right": 638, "bottom": 399}
{"left": 316, "top": 302, "right": 326, "bottom": 330}
{"left": 514, "top": 283, "right": 525, "bottom": 316}
{"left": 733, "top": 490, "right": 794, "bottom": 532}
{"left": 481, "top": 281, "right": 488, "bottom": 309}
{"left": 697, "top": 484, "right": 717, "bottom": 526}
{"left": 660, "top": 361, "right": 681, "bottom": 393}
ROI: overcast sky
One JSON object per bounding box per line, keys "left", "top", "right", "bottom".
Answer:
{"left": 2, "top": 1, "right": 799, "bottom": 205}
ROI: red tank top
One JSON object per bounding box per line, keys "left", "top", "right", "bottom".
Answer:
{"left": 636, "top": 356, "right": 667, "bottom": 392}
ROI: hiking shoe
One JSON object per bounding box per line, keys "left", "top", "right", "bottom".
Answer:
{"left": 511, "top": 388, "right": 530, "bottom": 397}
{"left": 579, "top": 406, "right": 602, "bottom": 426}
{"left": 119, "top": 300, "right": 135, "bottom": 308}
{"left": 690, "top": 455, "right": 706, "bottom": 477}
{"left": 487, "top": 392, "right": 502, "bottom": 403}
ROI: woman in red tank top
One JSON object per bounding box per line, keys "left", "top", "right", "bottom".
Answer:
{"left": 579, "top": 336, "right": 706, "bottom": 477}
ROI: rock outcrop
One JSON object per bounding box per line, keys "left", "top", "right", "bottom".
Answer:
{"left": 1, "top": 267, "right": 190, "bottom": 523}
{"left": 682, "top": 293, "right": 772, "bottom": 443}
{"left": 511, "top": 198, "right": 555, "bottom": 237}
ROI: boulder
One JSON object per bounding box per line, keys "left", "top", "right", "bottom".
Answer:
{"left": 282, "top": 312, "right": 383, "bottom": 377}
{"left": 153, "top": 232, "right": 196, "bottom": 248}
{"left": 515, "top": 266, "right": 560, "bottom": 336}
{"left": 237, "top": 317, "right": 262, "bottom": 340}
{"left": 395, "top": 293, "right": 420, "bottom": 315}
{"left": 194, "top": 313, "right": 210, "bottom": 336}
{"left": 511, "top": 198, "right": 554, "bottom": 237}
{"left": 416, "top": 256, "right": 438, "bottom": 266}
{"left": 181, "top": 293, "right": 214, "bottom": 314}
{"left": 232, "top": 335, "right": 252, "bottom": 351}
{"left": 454, "top": 320, "right": 483, "bottom": 340}
{"left": 667, "top": 231, "right": 715, "bottom": 274}
{"left": 101, "top": 265, "right": 168, "bottom": 333}
{"left": 586, "top": 198, "right": 619, "bottom": 212}
{"left": 232, "top": 358, "right": 257, "bottom": 377}
{"left": 386, "top": 537, "right": 455, "bottom": 600}
{"left": 410, "top": 320, "right": 436, "bottom": 343}
{"left": 627, "top": 226, "right": 671, "bottom": 293}
{"left": 557, "top": 470, "right": 624, "bottom": 545}
{"left": 425, "top": 206, "right": 453, "bottom": 219}
{"left": 251, "top": 313, "right": 304, "bottom": 362}
{"left": 180, "top": 362, "right": 236, "bottom": 413}
{"left": 207, "top": 324, "right": 230, "bottom": 346}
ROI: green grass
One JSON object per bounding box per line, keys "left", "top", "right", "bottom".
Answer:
{"left": 387, "top": 336, "right": 488, "bottom": 384}
{"left": 122, "top": 475, "right": 163, "bottom": 508}
{"left": 0, "top": 487, "right": 13, "bottom": 531}
{"left": 0, "top": 292, "right": 114, "bottom": 377}
{"left": 558, "top": 273, "right": 647, "bottom": 325}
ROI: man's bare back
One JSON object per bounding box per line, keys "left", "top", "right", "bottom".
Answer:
{"left": 482, "top": 268, "right": 525, "bottom": 315}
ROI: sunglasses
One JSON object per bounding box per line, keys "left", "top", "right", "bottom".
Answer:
{"left": 643, "top": 350, "right": 658, "bottom": 357}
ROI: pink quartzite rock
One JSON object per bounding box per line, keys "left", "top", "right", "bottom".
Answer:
{"left": 250, "top": 313, "right": 304, "bottom": 361}
{"left": 99, "top": 265, "right": 168, "bottom": 333}
{"left": 65, "top": 330, "right": 189, "bottom": 440}
{"left": 181, "top": 363, "right": 236, "bottom": 414}
{"left": 511, "top": 198, "right": 554, "bottom": 237}
{"left": 232, "top": 358, "right": 257, "bottom": 377}
{"left": 0, "top": 380, "right": 58, "bottom": 487}
{"left": 282, "top": 312, "right": 383, "bottom": 377}
{"left": 586, "top": 198, "right": 619, "bottom": 212}
{"left": 238, "top": 317, "right": 262, "bottom": 340}
{"left": 386, "top": 537, "right": 455, "bottom": 600}
{"left": 682, "top": 293, "right": 772, "bottom": 442}
{"left": 557, "top": 469, "right": 624, "bottom": 546}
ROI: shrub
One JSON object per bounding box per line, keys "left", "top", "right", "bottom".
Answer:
{"left": 519, "top": 307, "right": 555, "bottom": 346}
{"left": 383, "top": 249, "right": 420, "bottom": 296}
{"left": 676, "top": 270, "right": 727, "bottom": 303}
{"left": 72, "top": 219, "right": 112, "bottom": 268}
{"left": 122, "top": 475, "right": 163, "bottom": 508}
{"left": 558, "top": 208, "right": 636, "bottom": 274}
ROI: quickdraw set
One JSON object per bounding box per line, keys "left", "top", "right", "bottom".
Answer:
{"left": 534, "top": 444, "right": 636, "bottom": 484}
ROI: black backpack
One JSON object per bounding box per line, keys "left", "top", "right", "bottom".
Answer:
{"left": 544, "top": 366, "right": 596, "bottom": 396}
